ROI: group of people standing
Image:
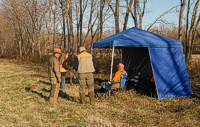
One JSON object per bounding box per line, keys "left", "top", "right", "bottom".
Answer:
{"left": 48, "top": 46, "right": 96, "bottom": 105}
{"left": 48, "top": 46, "right": 128, "bottom": 105}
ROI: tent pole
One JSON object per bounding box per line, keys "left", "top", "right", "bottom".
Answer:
{"left": 110, "top": 47, "right": 115, "bottom": 82}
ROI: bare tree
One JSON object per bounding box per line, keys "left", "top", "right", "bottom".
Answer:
{"left": 178, "top": 0, "right": 186, "bottom": 41}
{"left": 97, "top": 0, "right": 111, "bottom": 41}
{"left": 68, "top": 0, "right": 74, "bottom": 54}
{"left": 185, "top": 0, "right": 200, "bottom": 63}
{"left": 123, "top": 0, "right": 133, "bottom": 30}
{"left": 99, "top": 0, "right": 106, "bottom": 40}
{"left": 132, "top": 0, "right": 138, "bottom": 28}
{"left": 109, "top": 0, "right": 120, "bottom": 33}
{"left": 137, "top": 0, "right": 148, "bottom": 29}
{"left": 1, "top": 0, "right": 199, "bottom": 63}
{"left": 82, "top": 0, "right": 95, "bottom": 46}
{"left": 79, "top": 0, "right": 83, "bottom": 46}
{"left": 146, "top": 5, "right": 179, "bottom": 31}
{"left": 74, "top": 0, "right": 88, "bottom": 52}
{"left": 44, "top": 0, "right": 62, "bottom": 53}
{"left": 129, "top": 0, "right": 148, "bottom": 29}
{"left": 59, "top": 0, "right": 67, "bottom": 53}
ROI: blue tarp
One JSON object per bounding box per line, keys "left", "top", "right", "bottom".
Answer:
{"left": 93, "top": 27, "right": 182, "bottom": 48}
{"left": 149, "top": 47, "right": 192, "bottom": 100}
{"left": 93, "top": 27, "right": 192, "bottom": 100}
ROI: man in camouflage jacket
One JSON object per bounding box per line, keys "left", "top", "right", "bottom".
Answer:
{"left": 48, "top": 48, "right": 62, "bottom": 104}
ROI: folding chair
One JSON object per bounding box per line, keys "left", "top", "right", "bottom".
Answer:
{"left": 100, "top": 74, "right": 128, "bottom": 97}
{"left": 120, "top": 74, "right": 127, "bottom": 89}
{"left": 101, "top": 82, "right": 112, "bottom": 96}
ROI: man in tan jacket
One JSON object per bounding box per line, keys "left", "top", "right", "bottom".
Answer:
{"left": 48, "top": 48, "right": 62, "bottom": 104}
{"left": 73, "top": 46, "right": 96, "bottom": 104}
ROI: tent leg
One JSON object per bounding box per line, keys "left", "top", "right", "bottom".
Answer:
{"left": 110, "top": 47, "right": 115, "bottom": 82}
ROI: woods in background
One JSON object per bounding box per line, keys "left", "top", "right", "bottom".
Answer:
{"left": 0, "top": 0, "right": 199, "bottom": 65}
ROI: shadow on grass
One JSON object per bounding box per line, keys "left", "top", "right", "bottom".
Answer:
{"left": 190, "top": 93, "right": 200, "bottom": 100}
{"left": 25, "top": 86, "right": 80, "bottom": 103}
{"left": 192, "top": 84, "right": 200, "bottom": 100}
{"left": 58, "top": 90, "right": 80, "bottom": 103}
{"left": 39, "top": 79, "right": 80, "bottom": 103}
{"left": 39, "top": 80, "right": 51, "bottom": 86}
{"left": 25, "top": 87, "right": 49, "bottom": 101}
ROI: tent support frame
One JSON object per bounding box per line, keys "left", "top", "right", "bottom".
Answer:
{"left": 110, "top": 46, "right": 115, "bottom": 81}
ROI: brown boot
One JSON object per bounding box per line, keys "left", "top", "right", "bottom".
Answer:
{"left": 88, "top": 92, "right": 95, "bottom": 104}
{"left": 49, "top": 97, "right": 54, "bottom": 104}
{"left": 79, "top": 93, "right": 86, "bottom": 104}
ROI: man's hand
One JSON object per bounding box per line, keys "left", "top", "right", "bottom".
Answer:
{"left": 58, "top": 78, "right": 62, "bottom": 83}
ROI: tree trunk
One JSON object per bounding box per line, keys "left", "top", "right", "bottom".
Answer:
{"left": 68, "top": 0, "right": 74, "bottom": 54}
{"left": 133, "top": 0, "right": 138, "bottom": 28}
{"left": 99, "top": 0, "right": 105, "bottom": 40}
{"left": 75, "top": 2, "right": 80, "bottom": 53}
{"left": 79, "top": 0, "right": 83, "bottom": 46}
{"left": 115, "top": 0, "right": 120, "bottom": 33}
{"left": 123, "top": 0, "right": 133, "bottom": 30}
{"left": 185, "top": 0, "right": 199, "bottom": 64}
{"left": 178, "top": 0, "right": 186, "bottom": 42}
{"left": 185, "top": 0, "right": 190, "bottom": 63}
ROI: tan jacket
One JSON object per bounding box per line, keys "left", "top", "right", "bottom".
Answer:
{"left": 48, "top": 55, "right": 61, "bottom": 83}
{"left": 74, "top": 51, "right": 95, "bottom": 73}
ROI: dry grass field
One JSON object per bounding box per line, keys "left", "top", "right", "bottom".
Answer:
{"left": 0, "top": 58, "right": 199, "bottom": 127}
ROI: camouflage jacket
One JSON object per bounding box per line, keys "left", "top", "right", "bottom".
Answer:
{"left": 48, "top": 55, "right": 61, "bottom": 82}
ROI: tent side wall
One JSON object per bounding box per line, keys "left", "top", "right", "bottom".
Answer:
{"left": 149, "top": 47, "right": 192, "bottom": 100}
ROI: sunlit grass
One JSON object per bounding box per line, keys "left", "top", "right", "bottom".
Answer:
{"left": 0, "top": 58, "right": 199, "bottom": 126}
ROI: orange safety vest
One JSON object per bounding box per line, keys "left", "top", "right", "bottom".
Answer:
{"left": 112, "top": 70, "right": 127, "bottom": 89}
{"left": 60, "top": 64, "right": 67, "bottom": 73}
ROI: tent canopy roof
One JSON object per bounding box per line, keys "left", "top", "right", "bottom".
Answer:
{"left": 93, "top": 27, "right": 182, "bottom": 48}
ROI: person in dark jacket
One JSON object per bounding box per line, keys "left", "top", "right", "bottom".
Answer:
{"left": 48, "top": 48, "right": 62, "bottom": 105}
{"left": 73, "top": 46, "right": 96, "bottom": 104}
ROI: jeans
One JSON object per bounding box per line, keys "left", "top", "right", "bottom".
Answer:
{"left": 60, "top": 75, "right": 66, "bottom": 90}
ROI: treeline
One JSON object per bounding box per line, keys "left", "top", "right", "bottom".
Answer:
{"left": 0, "top": 0, "right": 199, "bottom": 64}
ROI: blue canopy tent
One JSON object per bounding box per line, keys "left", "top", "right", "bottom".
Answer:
{"left": 93, "top": 27, "right": 192, "bottom": 100}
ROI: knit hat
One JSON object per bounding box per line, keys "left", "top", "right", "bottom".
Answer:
{"left": 54, "top": 48, "right": 62, "bottom": 54}
{"left": 117, "top": 63, "right": 124, "bottom": 69}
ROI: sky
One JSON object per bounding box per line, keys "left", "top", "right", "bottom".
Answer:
{"left": 142, "top": 0, "right": 181, "bottom": 29}
{"left": 142, "top": 0, "right": 200, "bottom": 30}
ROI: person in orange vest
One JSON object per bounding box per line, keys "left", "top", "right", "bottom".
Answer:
{"left": 112, "top": 63, "right": 127, "bottom": 89}
{"left": 59, "top": 53, "right": 68, "bottom": 93}
{"left": 73, "top": 46, "right": 96, "bottom": 104}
